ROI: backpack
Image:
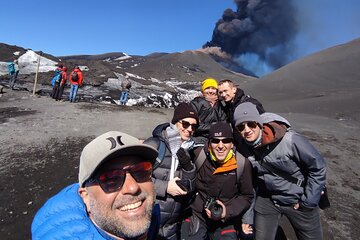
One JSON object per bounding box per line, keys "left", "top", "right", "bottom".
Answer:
{"left": 51, "top": 70, "right": 62, "bottom": 86}
{"left": 72, "top": 71, "right": 79, "bottom": 82}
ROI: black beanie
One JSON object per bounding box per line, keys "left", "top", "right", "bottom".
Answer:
{"left": 171, "top": 102, "right": 198, "bottom": 124}
{"left": 209, "top": 122, "right": 233, "bottom": 139}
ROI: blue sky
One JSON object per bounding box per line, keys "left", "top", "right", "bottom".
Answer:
{"left": 2, "top": 0, "right": 360, "bottom": 61}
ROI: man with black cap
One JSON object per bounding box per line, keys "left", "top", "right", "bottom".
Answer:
{"left": 185, "top": 122, "right": 253, "bottom": 240}
{"left": 32, "top": 131, "right": 160, "bottom": 240}
{"left": 233, "top": 102, "right": 326, "bottom": 240}
{"left": 144, "top": 102, "right": 199, "bottom": 240}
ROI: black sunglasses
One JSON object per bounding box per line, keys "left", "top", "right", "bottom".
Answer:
{"left": 85, "top": 162, "right": 152, "bottom": 193}
{"left": 179, "top": 120, "right": 198, "bottom": 130}
{"left": 236, "top": 121, "right": 258, "bottom": 132}
{"left": 210, "top": 138, "right": 233, "bottom": 144}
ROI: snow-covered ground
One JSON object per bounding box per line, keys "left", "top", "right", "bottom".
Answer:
{"left": 1, "top": 50, "right": 201, "bottom": 108}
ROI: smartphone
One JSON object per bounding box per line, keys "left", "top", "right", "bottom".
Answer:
{"left": 176, "top": 179, "right": 192, "bottom": 192}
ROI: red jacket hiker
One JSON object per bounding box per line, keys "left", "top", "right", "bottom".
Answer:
{"left": 69, "top": 67, "right": 83, "bottom": 86}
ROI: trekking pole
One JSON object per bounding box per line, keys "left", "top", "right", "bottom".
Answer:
{"left": 32, "top": 52, "right": 42, "bottom": 95}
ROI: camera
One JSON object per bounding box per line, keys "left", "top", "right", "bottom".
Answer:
{"left": 204, "top": 197, "right": 223, "bottom": 219}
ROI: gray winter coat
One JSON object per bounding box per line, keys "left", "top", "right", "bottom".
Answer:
{"left": 250, "top": 113, "right": 326, "bottom": 208}
{"left": 144, "top": 123, "right": 196, "bottom": 240}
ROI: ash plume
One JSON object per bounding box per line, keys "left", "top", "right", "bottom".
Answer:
{"left": 204, "top": 0, "right": 298, "bottom": 75}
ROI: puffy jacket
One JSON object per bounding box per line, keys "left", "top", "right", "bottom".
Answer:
{"left": 250, "top": 113, "right": 326, "bottom": 208}
{"left": 70, "top": 68, "right": 83, "bottom": 85}
{"left": 144, "top": 123, "right": 196, "bottom": 240}
{"left": 31, "top": 183, "right": 160, "bottom": 240}
{"left": 190, "top": 96, "right": 227, "bottom": 143}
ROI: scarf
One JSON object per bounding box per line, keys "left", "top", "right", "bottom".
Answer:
{"left": 245, "top": 130, "right": 263, "bottom": 148}
{"left": 210, "top": 149, "right": 237, "bottom": 174}
{"left": 166, "top": 123, "right": 182, "bottom": 180}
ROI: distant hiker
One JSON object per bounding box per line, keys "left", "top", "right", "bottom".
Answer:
{"left": 7, "top": 59, "right": 19, "bottom": 89}
{"left": 143, "top": 102, "right": 199, "bottom": 240}
{"left": 31, "top": 131, "right": 160, "bottom": 240}
{"left": 51, "top": 64, "right": 63, "bottom": 99}
{"left": 190, "top": 78, "right": 227, "bottom": 144}
{"left": 183, "top": 122, "right": 253, "bottom": 240}
{"left": 55, "top": 66, "right": 68, "bottom": 101}
{"left": 69, "top": 66, "right": 83, "bottom": 103}
{"left": 218, "top": 79, "right": 265, "bottom": 156}
{"left": 119, "top": 77, "right": 132, "bottom": 105}
{"left": 233, "top": 102, "right": 327, "bottom": 240}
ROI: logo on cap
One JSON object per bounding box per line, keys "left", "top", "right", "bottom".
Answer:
{"left": 106, "top": 136, "right": 124, "bottom": 150}
{"left": 214, "top": 132, "right": 223, "bottom": 137}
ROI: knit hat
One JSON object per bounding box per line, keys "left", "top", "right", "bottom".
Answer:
{"left": 78, "top": 131, "right": 158, "bottom": 186}
{"left": 201, "top": 78, "right": 218, "bottom": 92}
{"left": 234, "top": 102, "right": 263, "bottom": 127}
{"left": 171, "top": 102, "right": 198, "bottom": 124}
{"left": 209, "top": 122, "right": 233, "bottom": 139}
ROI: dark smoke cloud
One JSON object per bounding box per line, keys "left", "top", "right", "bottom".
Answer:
{"left": 204, "top": 0, "right": 298, "bottom": 73}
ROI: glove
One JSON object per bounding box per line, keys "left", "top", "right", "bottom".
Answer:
{"left": 176, "top": 148, "right": 193, "bottom": 171}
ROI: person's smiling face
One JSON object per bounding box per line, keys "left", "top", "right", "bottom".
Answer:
{"left": 210, "top": 137, "right": 234, "bottom": 162}
{"left": 237, "top": 121, "right": 262, "bottom": 142}
{"left": 175, "top": 117, "right": 198, "bottom": 141}
{"left": 79, "top": 156, "right": 154, "bottom": 239}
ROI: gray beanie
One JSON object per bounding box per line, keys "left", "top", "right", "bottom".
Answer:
{"left": 234, "top": 102, "right": 263, "bottom": 127}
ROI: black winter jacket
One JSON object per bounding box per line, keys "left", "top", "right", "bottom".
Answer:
{"left": 144, "top": 123, "right": 197, "bottom": 240}
{"left": 190, "top": 96, "right": 227, "bottom": 143}
{"left": 191, "top": 145, "right": 254, "bottom": 226}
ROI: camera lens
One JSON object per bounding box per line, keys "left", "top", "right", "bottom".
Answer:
{"left": 211, "top": 204, "right": 223, "bottom": 218}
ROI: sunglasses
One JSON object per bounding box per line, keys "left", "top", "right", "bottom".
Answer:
{"left": 85, "top": 161, "right": 152, "bottom": 193}
{"left": 179, "top": 120, "right": 198, "bottom": 130}
{"left": 210, "top": 138, "right": 233, "bottom": 144}
{"left": 236, "top": 121, "right": 258, "bottom": 132}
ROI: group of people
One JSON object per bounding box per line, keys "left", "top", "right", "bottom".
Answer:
{"left": 31, "top": 77, "right": 327, "bottom": 240}
{"left": 51, "top": 64, "right": 83, "bottom": 102}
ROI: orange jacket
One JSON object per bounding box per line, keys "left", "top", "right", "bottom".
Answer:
{"left": 69, "top": 68, "right": 83, "bottom": 85}
{"left": 60, "top": 68, "right": 68, "bottom": 85}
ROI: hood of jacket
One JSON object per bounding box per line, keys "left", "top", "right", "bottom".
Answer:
{"left": 152, "top": 122, "right": 170, "bottom": 141}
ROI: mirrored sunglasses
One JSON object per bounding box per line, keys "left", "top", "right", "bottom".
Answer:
{"left": 85, "top": 161, "right": 152, "bottom": 193}
{"left": 210, "top": 138, "right": 233, "bottom": 144}
{"left": 179, "top": 120, "right": 198, "bottom": 130}
{"left": 236, "top": 121, "right": 258, "bottom": 132}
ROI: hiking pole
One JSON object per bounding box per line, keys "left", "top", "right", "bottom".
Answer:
{"left": 33, "top": 52, "right": 42, "bottom": 95}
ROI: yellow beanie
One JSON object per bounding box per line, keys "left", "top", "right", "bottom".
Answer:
{"left": 201, "top": 78, "right": 218, "bottom": 92}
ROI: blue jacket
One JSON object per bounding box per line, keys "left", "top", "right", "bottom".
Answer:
{"left": 8, "top": 62, "right": 16, "bottom": 75}
{"left": 32, "top": 183, "right": 160, "bottom": 240}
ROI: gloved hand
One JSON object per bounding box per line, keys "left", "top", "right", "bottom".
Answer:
{"left": 176, "top": 147, "right": 193, "bottom": 171}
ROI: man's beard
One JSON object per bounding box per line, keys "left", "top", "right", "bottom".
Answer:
{"left": 89, "top": 192, "right": 154, "bottom": 238}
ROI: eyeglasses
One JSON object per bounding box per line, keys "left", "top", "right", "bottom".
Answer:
{"left": 85, "top": 162, "right": 152, "bottom": 193}
{"left": 210, "top": 138, "right": 233, "bottom": 144}
{"left": 179, "top": 120, "right": 198, "bottom": 130}
{"left": 236, "top": 121, "right": 258, "bottom": 132}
